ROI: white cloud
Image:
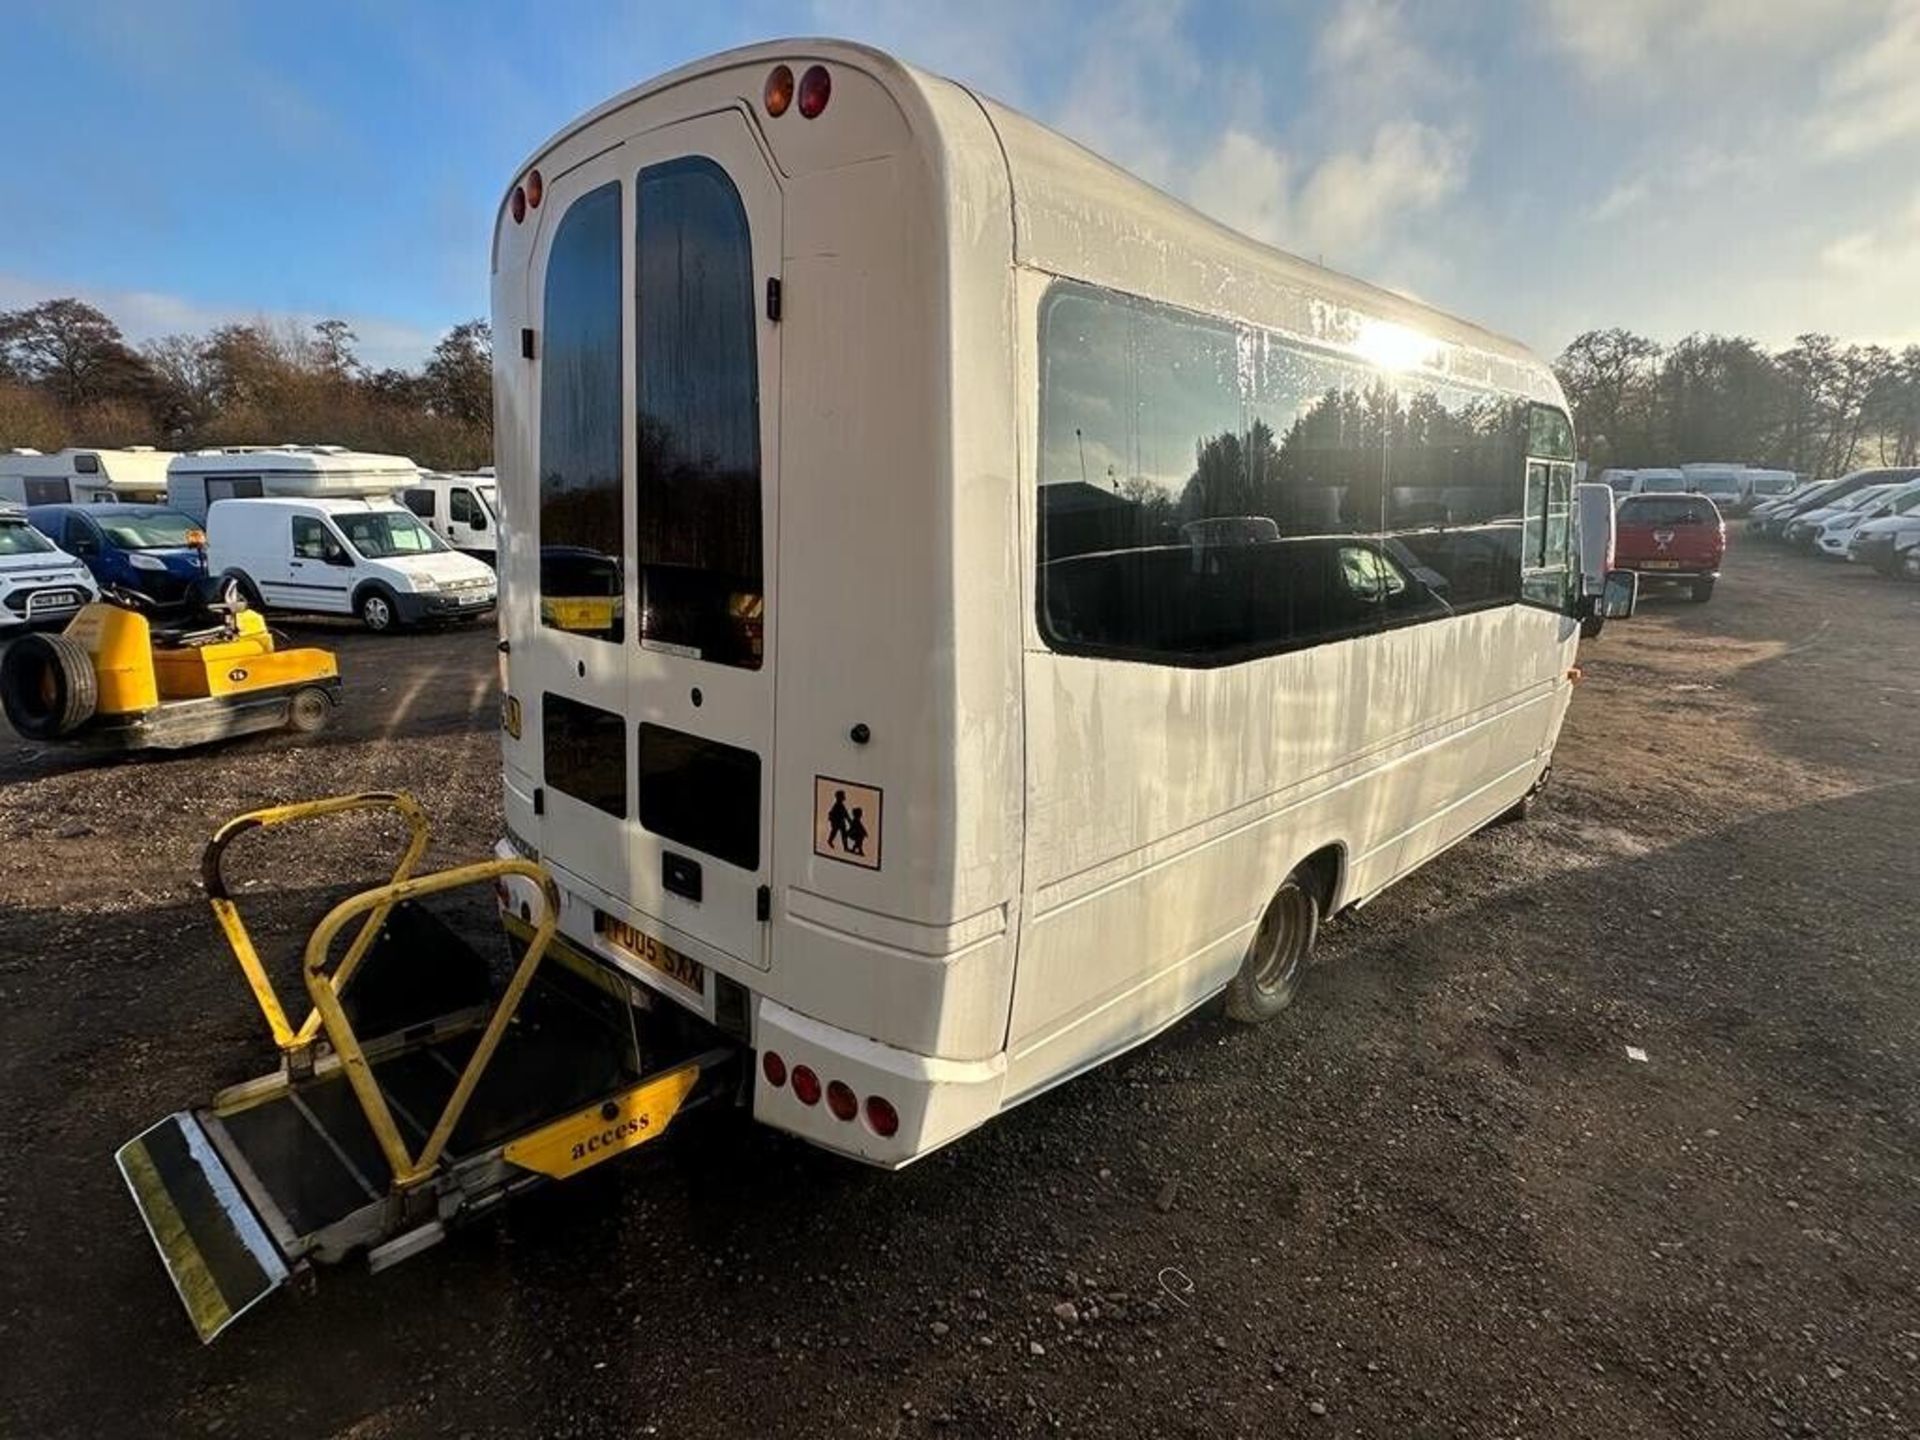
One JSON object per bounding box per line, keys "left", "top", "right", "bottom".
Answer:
{"left": 1540, "top": 0, "right": 1880, "bottom": 79}
{"left": 1809, "top": 0, "right": 1920, "bottom": 156}
{"left": 0, "top": 273, "right": 437, "bottom": 370}
{"left": 1294, "top": 121, "right": 1468, "bottom": 258}
{"left": 1821, "top": 191, "right": 1920, "bottom": 278}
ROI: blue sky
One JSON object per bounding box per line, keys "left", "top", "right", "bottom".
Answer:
{"left": 4, "top": 0, "right": 1917, "bottom": 369}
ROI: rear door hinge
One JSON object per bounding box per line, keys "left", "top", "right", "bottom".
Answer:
{"left": 520, "top": 327, "right": 536, "bottom": 359}
{"left": 756, "top": 885, "right": 771, "bottom": 922}
{"left": 765, "top": 277, "right": 782, "bottom": 323}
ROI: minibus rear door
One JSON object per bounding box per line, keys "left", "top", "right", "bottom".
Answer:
{"left": 620, "top": 112, "right": 782, "bottom": 975}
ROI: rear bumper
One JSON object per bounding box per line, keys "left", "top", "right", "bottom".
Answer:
{"left": 492, "top": 845, "right": 1007, "bottom": 1168}
{"left": 1621, "top": 562, "right": 1720, "bottom": 580}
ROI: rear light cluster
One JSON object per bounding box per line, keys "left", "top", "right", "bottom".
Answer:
{"left": 508, "top": 167, "right": 544, "bottom": 225}
{"left": 761, "top": 1050, "right": 899, "bottom": 1137}
{"left": 766, "top": 63, "right": 830, "bottom": 119}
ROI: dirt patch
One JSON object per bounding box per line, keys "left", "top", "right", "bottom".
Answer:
{"left": 2, "top": 551, "right": 1916, "bottom": 1439}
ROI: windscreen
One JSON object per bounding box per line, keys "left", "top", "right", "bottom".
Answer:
{"left": 336, "top": 510, "right": 443, "bottom": 559}
{"left": 97, "top": 510, "right": 200, "bottom": 549}
{"left": 0, "top": 520, "right": 55, "bottom": 556}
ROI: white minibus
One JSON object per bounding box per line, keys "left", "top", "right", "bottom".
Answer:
{"left": 487, "top": 40, "right": 1633, "bottom": 1168}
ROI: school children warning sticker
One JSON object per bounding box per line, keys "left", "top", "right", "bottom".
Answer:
{"left": 814, "top": 775, "right": 881, "bottom": 871}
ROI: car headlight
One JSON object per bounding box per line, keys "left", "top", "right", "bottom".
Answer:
{"left": 413, "top": 576, "right": 440, "bottom": 592}
{"left": 128, "top": 552, "right": 166, "bottom": 571}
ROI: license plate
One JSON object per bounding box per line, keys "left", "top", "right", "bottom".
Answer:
{"left": 598, "top": 913, "right": 706, "bottom": 994}
{"left": 1640, "top": 560, "right": 1681, "bottom": 570}
{"left": 30, "top": 589, "right": 80, "bottom": 611}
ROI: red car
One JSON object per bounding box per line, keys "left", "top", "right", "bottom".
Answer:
{"left": 1613, "top": 493, "right": 1726, "bottom": 602}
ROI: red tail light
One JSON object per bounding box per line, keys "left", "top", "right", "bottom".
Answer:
{"left": 798, "top": 64, "right": 831, "bottom": 119}
{"left": 865, "top": 1095, "right": 899, "bottom": 1137}
{"left": 791, "top": 1065, "right": 821, "bottom": 1106}
{"left": 765, "top": 65, "right": 794, "bottom": 116}
{"left": 826, "top": 1080, "right": 857, "bottom": 1121}
{"left": 762, "top": 1051, "right": 787, "bottom": 1088}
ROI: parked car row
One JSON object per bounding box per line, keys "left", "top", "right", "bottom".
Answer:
{"left": 1, "top": 490, "right": 495, "bottom": 638}
{"left": 1747, "top": 466, "right": 1920, "bottom": 577}
{"left": 1597, "top": 464, "right": 1797, "bottom": 516}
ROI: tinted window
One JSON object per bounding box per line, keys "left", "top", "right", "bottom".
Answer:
{"left": 637, "top": 723, "right": 760, "bottom": 869}
{"left": 450, "top": 488, "right": 480, "bottom": 525}
{"left": 206, "top": 476, "right": 264, "bottom": 502}
{"left": 24, "top": 478, "right": 69, "bottom": 505}
{"left": 540, "top": 180, "right": 624, "bottom": 642}
{"left": 1620, "top": 497, "right": 1713, "bottom": 526}
{"left": 63, "top": 516, "right": 98, "bottom": 553}
{"left": 544, "top": 693, "right": 626, "bottom": 817}
{"left": 634, "top": 157, "right": 762, "bottom": 669}
{"left": 401, "top": 488, "right": 435, "bottom": 518}
{"left": 73, "top": 454, "right": 101, "bottom": 475}
{"left": 292, "top": 516, "right": 342, "bottom": 560}
{"left": 1037, "top": 282, "right": 1530, "bottom": 666}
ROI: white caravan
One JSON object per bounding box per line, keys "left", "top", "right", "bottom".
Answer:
{"left": 166, "top": 445, "right": 418, "bottom": 523}
{"left": 206, "top": 496, "right": 497, "bottom": 631}
{"left": 0, "top": 446, "right": 174, "bottom": 506}
{"left": 487, "top": 40, "right": 1634, "bottom": 1168}
{"left": 400, "top": 472, "right": 500, "bottom": 565}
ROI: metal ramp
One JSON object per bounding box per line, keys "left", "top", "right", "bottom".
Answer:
{"left": 116, "top": 794, "right": 737, "bottom": 1342}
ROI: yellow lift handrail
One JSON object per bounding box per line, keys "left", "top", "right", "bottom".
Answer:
{"left": 302, "top": 857, "right": 561, "bottom": 1188}
{"left": 202, "top": 792, "right": 432, "bottom": 1055}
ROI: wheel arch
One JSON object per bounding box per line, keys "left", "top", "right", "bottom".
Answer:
{"left": 1290, "top": 842, "right": 1347, "bottom": 918}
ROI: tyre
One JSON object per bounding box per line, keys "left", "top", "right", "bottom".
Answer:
{"left": 357, "top": 586, "right": 399, "bottom": 633}
{"left": 1690, "top": 578, "right": 1715, "bottom": 603}
{"left": 286, "top": 686, "right": 332, "bottom": 734}
{"left": 1, "top": 632, "right": 99, "bottom": 739}
{"left": 220, "top": 572, "right": 263, "bottom": 610}
{"left": 1224, "top": 872, "right": 1321, "bottom": 1024}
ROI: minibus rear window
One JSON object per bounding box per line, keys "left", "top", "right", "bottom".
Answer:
{"left": 634, "top": 157, "right": 763, "bottom": 670}
{"left": 637, "top": 723, "right": 760, "bottom": 870}
{"left": 539, "top": 180, "right": 625, "bottom": 643}
{"left": 544, "top": 693, "right": 627, "bottom": 817}
{"left": 1037, "top": 281, "right": 1530, "bottom": 666}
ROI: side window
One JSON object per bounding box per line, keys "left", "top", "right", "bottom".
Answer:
{"left": 207, "top": 476, "right": 264, "bottom": 503}
{"left": 24, "top": 478, "right": 69, "bottom": 505}
{"left": 64, "top": 516, "right": 99, "bottom": 555}
{"left": 1520, "top": 455, "right": 1576, "bottom": 609}
{"left": 539, "top": 180, "right": 624, "bottom": 641}
{"left": 1036, "top": 280, "right": 1526, "bottom": 666}
{"left": 634, "top": 156, "right": 763, "bottom": 669}
{"left": 291, "top": 516, "right": 340, "bottom": 561}
{"left": 402, "top": 488, "right": 435, "bottom": 518}
{"left": 450, "top": 488, "right": 479, "bottom": 525}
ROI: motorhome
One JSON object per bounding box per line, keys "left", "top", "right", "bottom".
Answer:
{"left": 165, "top": 445, "right": 419, "bottom": 523}
{"left": 116, "top": 40, "right": 1636, "bottom": 1341}
{"left": 0, "top": 446, "right": 174, "bottom": 506}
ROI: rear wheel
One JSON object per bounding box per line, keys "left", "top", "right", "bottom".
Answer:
{"left": 1690, "top": 578, "right": 1715, "bottom": 603}
{"left": 286, "top": 686, "right": 332, "bottom": 734}
{"left": 1224, "top": 873, "right": 1320, "bottom": 1024}
{"left": 1, "top": 632, "right": 98, "bottom": 739}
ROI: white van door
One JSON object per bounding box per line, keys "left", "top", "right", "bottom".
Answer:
{"left": 447, "top": 484, "right": 495, "bottom": 557}
{"left": 281, "top": 514, "right": 356, "bottom": 613}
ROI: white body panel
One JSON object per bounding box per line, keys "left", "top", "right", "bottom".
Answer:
{"left": 493, "top": 41, "right": 1581, "bottom": 1166}
{"left": 401, "top": 475, "right": 499, "bottom": 561}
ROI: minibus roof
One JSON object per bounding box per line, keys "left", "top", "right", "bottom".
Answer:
{"left": 508, "top": 39, "right": 1558, "bottom": 404}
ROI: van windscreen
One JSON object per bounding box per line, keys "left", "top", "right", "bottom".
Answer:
{"left": 337, "top": 511, "right": 442, "bottom": 558}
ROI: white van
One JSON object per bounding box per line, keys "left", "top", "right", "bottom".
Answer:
{"left": 167, "top": 446, "right": 419, "bottom": 524}
{"left": 0, "top": 446, "right": 175, "bottom": 506}
{"left": 1629, "top": 468, "right": 1689, "bottom": 494}
{"left": 0, "top": 506, "right": 99, "bottom": 633}
{"left": 206, "top": 497, "right": 496, "bottom": 631}
{"left": 399, "top": 472, "right": 499, "bottom": 565}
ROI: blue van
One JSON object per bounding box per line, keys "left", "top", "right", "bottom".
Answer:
{"left": 25, "top": 504, "right": 208, "bottom": 601}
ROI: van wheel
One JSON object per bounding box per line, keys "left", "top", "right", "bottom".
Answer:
{"left": 1690, "top": 578, "right": 1715, "bottom": 603}
{"left": 1225, "top": 873, "right": 1320, "bottom": 1024}
{"left": 357, "top": 587, "right": 398, "bottom": 633}
{"left": 1, "top": 632, "right": 98, "bottom": 739}
{"left": 286, "top": 686, "right": 332, "bottom": 734}
{"left": 221, "top": 572, "right": 262, "bottom": 611}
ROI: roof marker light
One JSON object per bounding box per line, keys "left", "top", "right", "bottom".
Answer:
{"left": 510, "top": 186, "right": 526, "bottom": 224}
{"left": 798, "top": 64, "right": 831, "bottom": 119}
{"left": 526, "top": 170, "right": 543, "bottom": 209}
{"left": 765, "top": 65, "right": 794, "bottom": 117}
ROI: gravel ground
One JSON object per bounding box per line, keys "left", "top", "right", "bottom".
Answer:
{"left": 1, "top": 545, "right": 1915, "bottom": 1439}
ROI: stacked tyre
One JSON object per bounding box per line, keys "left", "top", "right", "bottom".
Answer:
{"left": 0, "top": 633, "right": 98, "bottom": 739}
